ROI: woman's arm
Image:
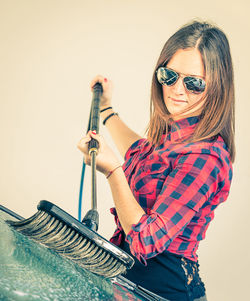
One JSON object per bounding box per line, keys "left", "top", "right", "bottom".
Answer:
{"left": 100, "top": 108, "right": 142, "bottom": 158}
{"left": 90, "top": 75, "right": 142, "bottom": 157}
{"left": 77, "top": 131, "right": 145, "bottom": 233}
{"left": 106, "top": 165, "right": 145, "bottom": 235}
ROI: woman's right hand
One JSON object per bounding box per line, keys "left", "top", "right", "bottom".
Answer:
{"left": 90, "top": 75, "right": 113, "bottom": 109}
{"left": 77, "top": 131, "right": 120, "bottom": 176}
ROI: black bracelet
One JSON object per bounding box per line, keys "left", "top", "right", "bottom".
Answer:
{"left": 100, "top": 106, "right": 113, "bottom": 113}
{"left": 103, "top": 112, "right": 118, "bottom": 125}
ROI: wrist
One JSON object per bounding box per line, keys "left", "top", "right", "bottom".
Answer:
{"left": 100, "top": 106, "right": 113, "bottom": 113}
{"left": 105, "top": 165, "right": 122, "bottom": 179}
{"left": 100, "top": 105, "right": 112, "bottom": 113}
{"left": 100, "top": 107, "right": 114, "bottom": 120}
{"left": 103, "top": 112, "right": 118, "bottom": 126}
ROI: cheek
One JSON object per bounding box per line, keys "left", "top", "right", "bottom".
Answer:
{"left": 162, "top": 86, "right": 171, "bottom": 102}
{"left": 188, "top": 93, "right": 206, "bottom": 109}
{"left": 188, "top": 93, "right": 200, "bottom": 103}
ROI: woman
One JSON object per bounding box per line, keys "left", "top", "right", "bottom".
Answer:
{"left": 77, "top": 21, "right": 235, "bottom": 301}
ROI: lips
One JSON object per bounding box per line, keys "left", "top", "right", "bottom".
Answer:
{"left": 170, "top": 97, "right": 187, "bottom": 103}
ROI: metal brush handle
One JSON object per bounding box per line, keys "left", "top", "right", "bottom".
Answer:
{"left": 82, "top": 83, "right": 103, "bottom": 231}
{"left": 89, "top": 83, "right": 102, "bottom": 210}
{"left": 0, "top": 204, "right": 23, "bottom": 220}
{"left": 88, "top": 83, "right": 102, "bottom": 154}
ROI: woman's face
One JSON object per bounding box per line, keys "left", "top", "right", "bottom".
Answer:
{"left": 162, "top": 48, "right": 206, "bottom": 120}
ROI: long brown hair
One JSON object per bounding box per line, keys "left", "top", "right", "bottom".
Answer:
{"left": 147, "top": 20, "right": 235, "bottom": 162}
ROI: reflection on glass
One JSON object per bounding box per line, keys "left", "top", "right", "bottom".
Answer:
{"left": 0, "top": 211, "right": 146, "bottom": 301}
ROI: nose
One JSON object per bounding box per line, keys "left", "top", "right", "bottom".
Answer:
{"left": 172, "top": 77, "right": 186, "bottom": 94}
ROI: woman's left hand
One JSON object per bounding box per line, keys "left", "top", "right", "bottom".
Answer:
{"left": 77, "top": 131, "right": 121, "bottom": 176}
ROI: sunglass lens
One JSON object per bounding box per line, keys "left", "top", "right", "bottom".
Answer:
{"left": 184, "top": 77, "right": 206, "bottom": 93}
{"left": 157, "top": 67, "right": 178, "bottom": 86}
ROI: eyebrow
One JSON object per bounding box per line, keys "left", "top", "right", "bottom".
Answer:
{"left": 189, "top": 73, "right": 206, "bottom": 79}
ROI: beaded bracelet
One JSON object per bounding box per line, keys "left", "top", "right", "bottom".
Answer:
{"left": 103, "top": 112, "right": 118, "bottom": 126}
{"left": 100, "top": 106, "right": 113, "bottom": 113}
{"left": 106, "top": 165, "right": 122, "bottom": 179}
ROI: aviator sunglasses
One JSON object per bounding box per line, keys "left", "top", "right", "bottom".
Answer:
{"left": 156, "top": 67, "right": 206, "bottom": 94}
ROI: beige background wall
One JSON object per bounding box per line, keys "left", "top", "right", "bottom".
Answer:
{"left": 0, "top": 1, "right": 249, "bottom": 300}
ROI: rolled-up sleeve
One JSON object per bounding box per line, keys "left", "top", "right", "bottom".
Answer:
{"left": 125, "top": 151, "right": 228, "bottom": 264}
{"left": 124, "top": 138, "right": 147, "bottom": 160}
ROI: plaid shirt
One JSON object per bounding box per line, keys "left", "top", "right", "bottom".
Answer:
{"left": 110, "top": 116, "right": 232, "bottom": 265}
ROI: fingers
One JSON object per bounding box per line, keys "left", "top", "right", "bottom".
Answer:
{"left": 77, "top": 135, "right": 91, "bottom": 152}
{"left": 90, "top": 75, "right": 113, "bottom": 109}
{"left": 77, "top": 131, "right": 119, "bottom": 174}
{"left": 77, "top": 136, "right": 91, "bottom": 147}
{"left": 84, "top": 156, "right": 91, "bottom": 165}
{"left": 77, "top": 134, "right": 92, "bottom": 165}
{"left": 89, "top": 130, "right": 101, "bottom": 142}
{"left": 90, "top": 75, "right": 113, "bottom": 97}
{"left": 77, "top": 131, "right": 101, "bottom": 153}
{"left": 90, "top": 75, "right": 108, "bottom": 90}
{"left": 77, "top": 131, "right": 103, "bottom": 167}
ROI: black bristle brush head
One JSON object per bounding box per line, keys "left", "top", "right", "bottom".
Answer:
{"left": 7, "top": 200, "right": 134, "bottom": 278}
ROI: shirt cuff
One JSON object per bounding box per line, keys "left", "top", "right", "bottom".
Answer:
{"left": 110, "top": 207, "right": 123, "bottom": 230}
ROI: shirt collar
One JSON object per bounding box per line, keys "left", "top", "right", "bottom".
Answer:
{"left": 167, "top": 116, "right": 200, "bottom": 142}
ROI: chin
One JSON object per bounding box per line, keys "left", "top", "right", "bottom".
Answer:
{"left": 166, "top": 104, "right": 187, "bottom": 116}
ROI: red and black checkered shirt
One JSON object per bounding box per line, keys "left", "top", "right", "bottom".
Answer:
{"left": 110, "top": 116, "right": 232, "bottom": 265}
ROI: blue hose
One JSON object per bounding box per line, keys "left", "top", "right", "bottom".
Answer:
{"left": 78, "top": 160, "right": 86, "bottom": 222}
